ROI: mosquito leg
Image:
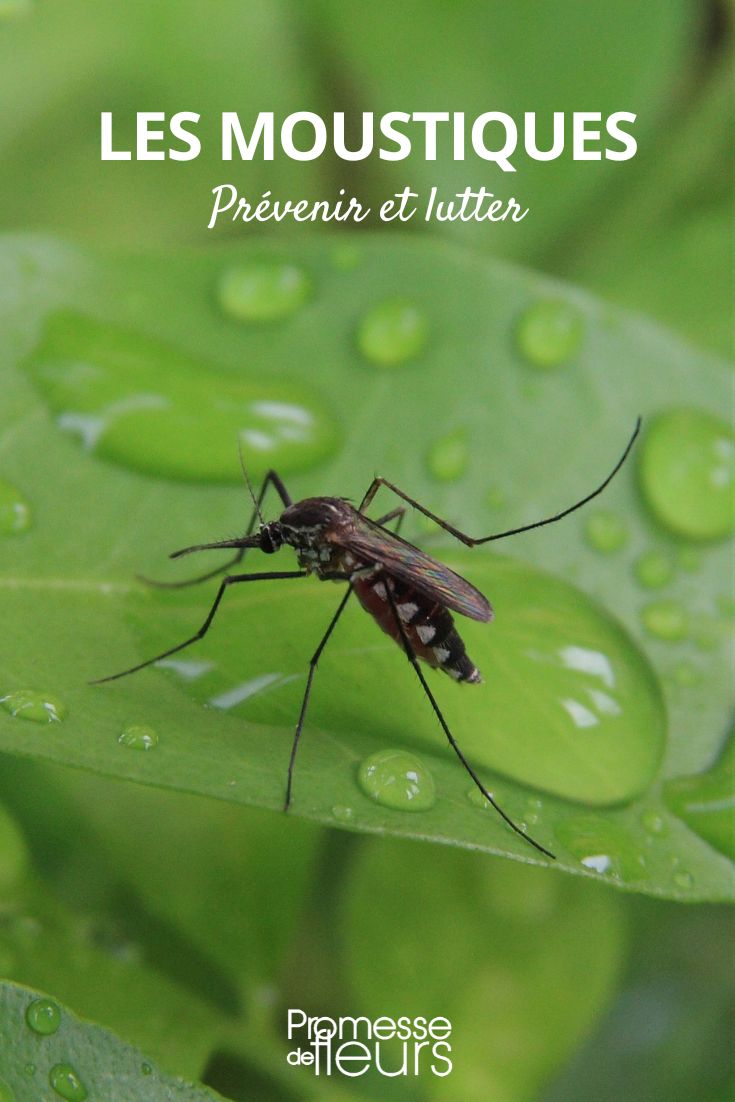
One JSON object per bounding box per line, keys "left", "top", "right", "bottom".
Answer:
{"left": 284, "top": 586, "right": 353, "bottom": 812}
{"left": 91, "top": 570, "right": 306, "bottom": 685}
{"left": 139, "top": 468, "right": 293, "bottom": 589}
{"left": 382, "top": 578, "right": 554, "bottom": 859}
{"left": 359, "top": 419, "right": 640, "bottom": 547}
{"left": 374, "top": 505, "right": 406, "bottom": 534}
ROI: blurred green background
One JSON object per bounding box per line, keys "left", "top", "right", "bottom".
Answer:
{"left": 0, "top": 3, "right": 733, "bottom": 1101}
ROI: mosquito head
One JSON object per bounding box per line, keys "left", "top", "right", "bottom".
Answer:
{"left": 258, "top": 521, "right": 284, "bottom": 554}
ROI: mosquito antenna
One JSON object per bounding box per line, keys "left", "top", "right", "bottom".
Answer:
{"left": 238, "top": 439, "right": 265, "bottom": 526}
{"left": 477, "top": 417, "right": 641, "bottom": 544}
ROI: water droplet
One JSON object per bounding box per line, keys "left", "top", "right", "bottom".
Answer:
{"left": 331, "top": 805, "right": 355, "bottom": 822}
{"left": 584, "top": 511, "right": 628, "bottom": 553}
{"left": 676, "top": 546, "right": 701, "bottom": 572}
{"left": 140, "top": 1063, "right": 153, "bottom": 1077}
{"left": 24, "top": 1065, "right": 35, "bottom": 1077}
{"left": 0, "top": 0, "right": 33, "bottom": 20}
{"left": 330, "top": 244, "right": 361, "bottom": 271}
{"left": 667, "top": 661, "right": 702, "bottom": 688}
{"left": 49, "top": 1064, "right": 87, "bottom": 1101}
{"left": 28, "top": 313, "right": 339, "bottom": 483}
{"left": 639, "top": 409, "right": 735, "bottom": 541}
{"left": 641, "top": 600, "right": 688, "bottom": 641}
{"left": 639, "top": 809, "right": 667, "bottom": 836}
{"left": 555, "top": 817, "right": 643, "bottom": 880}
{"left": 357, "top": 300, "right": 428, "bottom": 368}
{"left": 664, "top": 732, "right": 735, "bottom": 860}
{"left": 0, "top": 689, "right": 66, "bottom": 724}
{"left": 672, "top": 868, "right": 694, "bottom": 890}
{"left": 485, "top": 485, "right": 506, "bottom": 510}
{"left": 358, "top": 749, "right": 436, "bottom": 811}
{"left": 427, "top": 429, "right": 468, "bottom": 482}
{"left": 516, "top": 299, "right": 583, "bottom": 369}
{"left": 0, "top": 480, "right": 31, "bottom": 535}
{"left": 217, "top": 261, "right": 311, "bottom": 323}
{"left": 118, "top": 724, "right": 158, "bottom": 751}
{"left": 634, "top": 550, "right": 674, "bottom": 590}
{"left": 0, "top": 1079, "right": 15, "bottom": 1102}
{"left": 26, "top": 997, "right": 61, "bottom": 1035}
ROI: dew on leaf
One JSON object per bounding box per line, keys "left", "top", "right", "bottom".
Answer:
{"left": 27, "top": 313, "right": 339, "bottom": 483}
{"left": 664, "top": 733, "right": 735, "bottom": 860}
{"left": 555, "top": 816, "right": 643, "bottom": 880}
{"left": 217, "top": 261, "right": 311, "bottom": 323}
{"left": 0, "top": 690, "right": 66, "bottom": 724}
{"left": 49, "top": 1064, "right": 87, "bottom": 1102}
{"left": 584, "top": 511, "right": 628, "bottom": 553}
{"left": 634, "top": 550, "right": 674, "bottom": 589}
{"left": 639, "top": 809, "right": 667, "bottom": 836}
{"left": 639, "top": 409, "right": 735, "bottom": 541}
{"left": 118, "top": 724, "right": 158, "bottom": 751}
{"left": 0, "top": 480, "right": 32, "bottom": 535}
{"left": 641, "top": 600, "right": 689, "bottom": 641}
{"left": 357, "top": 300, "right": 428, "bottom": 367}
{"left": 332, "top": 805, "right": 355, "bottom": 822}
{"left": 516, "top": 299, "right": 583, "bottom": 369}
{"left": 427, "top": 429, "right": 468, "bottom": 482}
{"left": 358, "top": 749, "right": 436, "bottom": 811}
{"left": 672, "top": 868, "right": 694, "bottom": 890}
{"left": 26, "top": 997, "right": 61, "bottom": 1035}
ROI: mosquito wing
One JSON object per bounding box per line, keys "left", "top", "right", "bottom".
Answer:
{"left": 342, "top": 514, "right": 493, "bottom": 623}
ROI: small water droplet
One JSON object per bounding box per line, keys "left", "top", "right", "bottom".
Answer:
{"left": 118, "top": 724, "right": 158, "bottom": 751}
{"left": 358, "top": 749, "right": 435, "bottom": 811}
{"left": 672, "top": 868, "right": 694, "bottom": 890}
{"left": 0, "top": 0, "right": 33, "bottom": 20}
{"left": 330, "top": 243, "right": 361, "bottom": 271}
{"left": 485, "top": 485, "right": 506, "bottom": 510}
{"left": 667, "top": 661, "right": 702, "bottom": 688}
{"left": 26, "top": 997, "right": 61, "bottom": 1035}
{"left": 217, "top": 261, "right": 311, "bottom": 323}
{"left": 24, "top": 1065, "right": 35, "bottom": 1078}
{"left": 0, "top": 480, "right": 32, "bottom": 535}
{"left": 516, "top": 299, "right": 583, "bottom": 369}
{"left": 0, "top": 1079, "right": 15, "bottom": 1102}
{"left": 634, "top": 550, "right": 674, "bottom": 590}
{"left": 427, "top": 429, "right": 468, "bottom": 482}
{"left": 28, "top": 313, "right": 339, "bottom": 483}
{"left": 331, "top": 805, "right": 355, "bottom": 822}
{"left": 555, "top": 817, "right": 643, "bottom": 880}
{"left": 141, "top": 1063, "right": 153, "bottom": 1077}
{"left": 641, "top": 600, "right": 688, "bottom": 641}
{"left": 0, "top": 689, "right": 66, "bottom": 724}
{"left": 639, "top": 809, "right": 667, "bottom": 836}
{"left": 49, "top": 1064, "right": 87, "bottom": 1101}
{"left": 584, "top": 511, "right": 628, "bottom": 553}
{"left": 639, "top": 409, "right": 735, "bottom": 541}
{"left": 664, "top": 733, "right": 735, "bottom": 860}
{"left": 357, "top": 300, "right": 428, "bottom": 368}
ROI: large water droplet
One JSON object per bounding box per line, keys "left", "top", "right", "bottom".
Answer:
{"left": 357, "top": 300, "right": 428, "bottom": 367}
{"left": 217, "top": 261, "right": 311, "bottom": 323}
{"left": 584, "top": 511, "right": 628, "bottom": 553}
{"left": 49, "top": 1065, "right": 87, "bottom": 1101}
{"left": 118, "top": 724, "right": 158, "bottom": 751}
{"left": 27, "top": 313, "right": 339, "bottom": 483}
{"left": 26, "top": 998, "right": 61, "bottom": 1035}
{"left": 641, "top": 600, "right": 689, "bottom": 641}
{"left": 0, "top": 480, "right": 31, "bottom": 535}
{"left": 358, "top": 749, "right": 436, "bottom": 810}
{"left": 0, "top": 690, "right": 66, "bottom": 724}
{"left": 427, "top": 429, "right": 468, "bottom": 482}
{"left": 639, "top": 409, "right": 735, "bottom": 541}
{"left": 664, "top": 732, "right": 735, "bottom": 860}
{"left": 634, "top": 550, "right": 674, "bottom": 590}
{"left": 555, "top": 816, "right": 643, "bottom": 880}
{"left": 516, "top": 299, "right": 583, "bottom": 369}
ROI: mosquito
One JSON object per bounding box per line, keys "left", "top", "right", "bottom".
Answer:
{"left": 93, "top": 419, "right": 641, "bottom": 859}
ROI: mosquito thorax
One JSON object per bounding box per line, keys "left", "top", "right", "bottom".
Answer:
{"left": 277, "top": 497, "right": 352, "bottom": 571}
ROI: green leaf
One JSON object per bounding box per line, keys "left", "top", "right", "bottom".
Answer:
{"left": 340, "top": 838, "right": 625, "bottom": 1102}
{"left": 0, "top": 233, "right": 732, "bottom": 901}
{"left": 0, "top": 979, "right": 226, "bottom": 1101}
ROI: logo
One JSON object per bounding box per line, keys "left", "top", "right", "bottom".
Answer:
{"left": 285, "top": 1010, "right": 453, "bottom": 1079}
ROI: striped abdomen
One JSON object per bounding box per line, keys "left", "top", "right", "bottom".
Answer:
{"left": 352, "top": 571, "right": 482, "bottom": 683}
